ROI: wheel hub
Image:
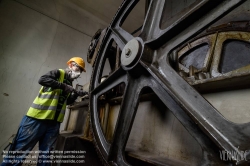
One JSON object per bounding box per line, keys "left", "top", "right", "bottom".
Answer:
{"left": 121, "top": 38, "right": 142, "bottom": 68}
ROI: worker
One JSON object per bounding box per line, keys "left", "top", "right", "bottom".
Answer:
{"left": 1, "top": 57, "right": 88, "bottom": 166}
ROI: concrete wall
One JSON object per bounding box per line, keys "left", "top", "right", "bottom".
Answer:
{"left": 0, "top": 0, "right": 107, "bottom": 159}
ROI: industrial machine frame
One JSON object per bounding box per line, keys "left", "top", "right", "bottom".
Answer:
{"left": 88, "top": 0, "right": 250, "bottom": 165}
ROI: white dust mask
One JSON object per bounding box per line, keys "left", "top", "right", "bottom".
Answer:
{"left": 69, "top": 68, "right": 81, "bottom": 80}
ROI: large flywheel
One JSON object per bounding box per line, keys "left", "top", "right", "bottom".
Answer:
{"left": 89, "top": 0, "right": 250, "bottom": 165}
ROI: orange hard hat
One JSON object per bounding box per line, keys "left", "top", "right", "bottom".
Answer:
{"left": 67, "top": 57, "right": 86, "bottom": 72}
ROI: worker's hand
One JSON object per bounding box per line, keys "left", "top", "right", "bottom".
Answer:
{"left": 75, "top": 90, "right": 88, "bottom": 97}
{"left": 61, "top": 83, "right": 75, "bottom": 93}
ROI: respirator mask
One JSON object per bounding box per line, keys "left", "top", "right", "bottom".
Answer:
{"left": 67, "top": 62, "right": 82, "bottom": 80}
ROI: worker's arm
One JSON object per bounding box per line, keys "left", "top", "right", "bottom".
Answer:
{"left": 38, "top": 69, "right": 87, "bottom": 105}
{"left": 38, "top": 69, "right": 74, "bottom": 93}
{"left": 38, "top": 69, "right": 61, "bottom": 88}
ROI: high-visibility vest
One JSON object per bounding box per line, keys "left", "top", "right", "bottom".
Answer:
{"left": 27, "top": 69, "right": 69, "bottom": 122}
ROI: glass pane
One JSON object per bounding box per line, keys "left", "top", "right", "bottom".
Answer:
{"left": 180, "top": 43, "right": 209, "bottom": 69}
{"left": 219, "top": 40, "right": 250, "bottom": 73}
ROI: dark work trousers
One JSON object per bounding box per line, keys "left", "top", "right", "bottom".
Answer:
{"left": 1, "top": 116, "right": 60, "bottom": 166}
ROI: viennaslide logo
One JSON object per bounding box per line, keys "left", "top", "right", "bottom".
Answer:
{"left": 219, "top": 148, "right": 249, "bottom": 162}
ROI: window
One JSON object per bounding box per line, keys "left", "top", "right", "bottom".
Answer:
{"left": 180, "top": 43, "right": 209, "bottom": 69}
{"left": 219, "top": 40, "right": 250, "bottom": 73}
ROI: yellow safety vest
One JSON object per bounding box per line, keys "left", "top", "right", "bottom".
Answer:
{"left": 27, "top": 69, "right": 69, "bottom": 122}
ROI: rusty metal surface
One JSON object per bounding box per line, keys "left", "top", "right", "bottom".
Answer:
{"left": 89, "top": 0, "right": 250, "bottom": 166}
{"left": 174, "top": 29, "right": 250, "bottom": 92}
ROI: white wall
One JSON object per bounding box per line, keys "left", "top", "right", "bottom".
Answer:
{"left": 0, "top": 0, "right": 107, "bottom": 159}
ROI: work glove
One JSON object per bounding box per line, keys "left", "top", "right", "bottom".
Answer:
{"left": 75, "top": 90, "right": 88, "bottom": 97}
{"left": 60, "top": 83, "right": 75, "bottom": 93}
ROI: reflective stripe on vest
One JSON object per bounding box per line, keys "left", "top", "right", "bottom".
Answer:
{"left": 27, "top": 69, "right": 68, "bottom": 122}
{"left": 37, "top": 93, "right": 59, "bottom": 100}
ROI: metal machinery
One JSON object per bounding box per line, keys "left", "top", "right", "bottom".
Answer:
{"left": 58, "top": 0, "right": 250, "bottom": 165}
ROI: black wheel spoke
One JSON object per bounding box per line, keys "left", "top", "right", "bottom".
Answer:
{"left": 111, "top": 0, "right": 139, "bottom": 28}
{"left": 144, "top": 0, "right": 243, "bottom": 49}
{"left": 139, "top": 0, "right": 164, "bottom": 41}
{"left": 92, "top": 67, "right": 126, "bottom": 96}
{"left": 139, "top": 60, "right": 250, "bottom": 154}
{"left": 109, "top": 0, "right": 138, "bottom": 48}
{"left": 91, "top": 66, "right": 127, "bottom": 160}
{"left": 110, "top": 27, "right": 134, "bottom": 50}
{"left": 107, "top": 76, "right": 142, "bottom": 165}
